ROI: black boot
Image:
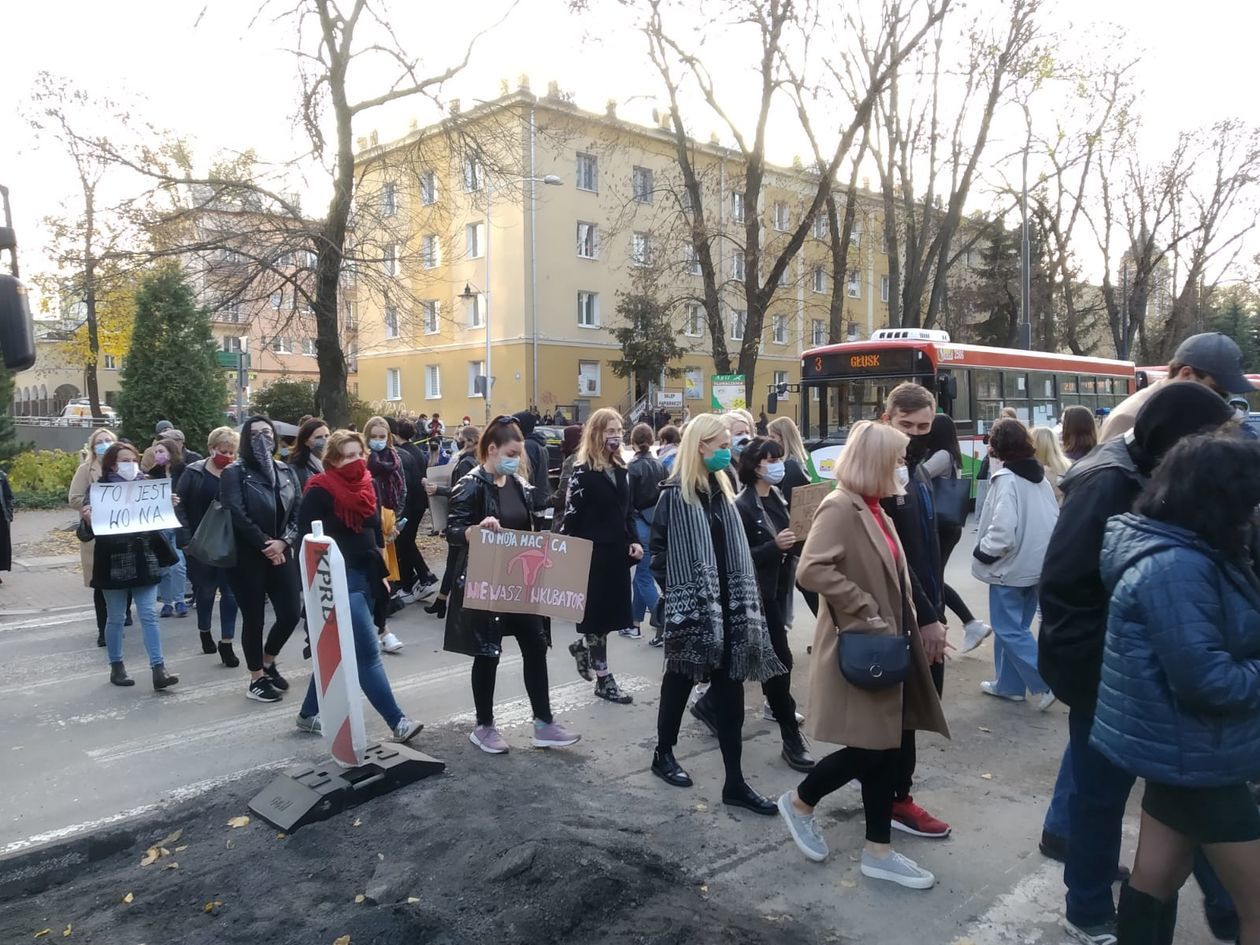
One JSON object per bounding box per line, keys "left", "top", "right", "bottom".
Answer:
{"left": 690, "top": 693, "right": 719, "bottom": 737}
{"left": 781, "top": 729, "right": 816, "bottom": 772}
{"left": 97, "top": 629, "right": 106, "bottom": 648}
{"left": 109, "top": 661, "right": 134, "bottom": 687}
{"left": 423, "top": 597, "right": 447, "bottom": 619}
{"left": 152, "top": 663, "right": 180, "bottom": 691}
{"left": 1117, "top": 882, "right": 1167, "bottom": 945}
{"left": 651, "top": 749, "right": 693, "bottom": 788}
{"left": 218, "top": 641, "right": 240, "bottom": 668}
{"left": 199, "top": 631, "right": 216, "bottom": 655}
{"left": 1156, "top": 892, "right": 1177, "bottom": 945}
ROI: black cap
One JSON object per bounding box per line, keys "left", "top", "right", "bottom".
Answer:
{"left": 155, "top": 419, "right": 173, "bottom": 434}
{"left": 1131, "top": 381, "right": 1236, "bottom": 471}
{"left": 1172, "top": 332, "right": 1255, "bottom": 394}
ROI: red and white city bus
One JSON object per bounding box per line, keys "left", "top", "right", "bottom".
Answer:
{"left": 776, "top": 329, "right": 1137, "bottom": 479}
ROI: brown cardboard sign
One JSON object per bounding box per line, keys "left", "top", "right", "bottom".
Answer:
{"left": 462, "top": 527, "right": 593, "bottom": 622}
{"left": 787, "top": 481, "right": 834, "bottom": 544}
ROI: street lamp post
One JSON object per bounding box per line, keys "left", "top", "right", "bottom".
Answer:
{"left": 1019, "top": 103, "right": 1032, "bottom": 351}
{"left": 461, "top": 173, "right": 562, "bottom": 424}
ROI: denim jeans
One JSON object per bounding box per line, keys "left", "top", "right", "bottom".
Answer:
{"left": 630, "top": 515, "right": 659, "bottom": 623}
{"left": 1065, "top": 707, "right": 1136, "bottom": 926}
{"left": 104, "top": 584, "right": 164, "bottom": 667}
{"left": 1043, "top": 740, "right": 1074, "bottom": 838}
{"left": 987, "top": 583, "right": 1049, "bottom": 696}
{"left": 188, "top": 558, "right": 237, "bottom": 640}
{"left": 300, "top": 569, "right": 404, "bottom": 730}
{"left": 157, "top": 531, "right": 186, "bottom": 605}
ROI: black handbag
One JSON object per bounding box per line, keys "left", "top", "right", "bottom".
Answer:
{"left": 933, "top": 473, "right": 972, "bottom": 529}
{"left": 186, "top": 499, "right": 237, "bottom": 568}
{"left": 833, "top": 570, "right": 912, "bottom": 690}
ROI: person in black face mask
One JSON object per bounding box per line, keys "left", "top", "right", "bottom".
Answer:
{"left": 879, "top": 382, "right": 953, "bottom": 840}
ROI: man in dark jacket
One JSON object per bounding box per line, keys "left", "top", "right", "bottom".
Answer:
{"left": 1039, "top": 382, "right": 1235, "bottom": 944}
{"left": 880, "top": 382, "right": 951, "bottom": 840}
{"left": 389, "top": 418, "right": 437, "bottom": 600}
{"left": 512, "top": 410, "right": 552, "bottom": 516}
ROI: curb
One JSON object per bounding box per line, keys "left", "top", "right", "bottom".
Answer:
{"left": 0, "top": 824, "right": 140, "bottom": 901}
{"left": 11, "top": 554, "right": 80, "bottom": 572}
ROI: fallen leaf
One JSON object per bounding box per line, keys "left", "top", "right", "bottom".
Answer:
{"left": 354, "top": 894, "right": 365, "bottom": 904}
{"left": 700, "top": 884, "right": 709, "bottom": 894}
{"left": 692, "top": 802, "right": 708, "bottom": 812}
{"left": 275, "top": 833, "right": 287, "bottom": 840}
{"left": 352, "top": 817, "right": 362, "bottom": 828}
{"left": 139, "top": 847, "right": 160, "bottom": 867}
{"left": 406, "top": 897, "right": 420, "bottom": 904}
{"left": 333, "top": 937, "right": 351, "bottom": 945}
{"left": 158, "top": 848, "right": 170, "bottom": 857}
{"left": 226, "top": 816, "right": 250, "bottom": 829}
{"left": 225, "top": 839, "right": 235, "bottom": 849}
{"left": 160, "top": 829, "right": 183, "bottom": 846}
{"left": 978, "top": 726, "right": 991, "bottom": 733}
{"left": 163, "top": 861, "right": 179, "bottom": 870}
{"left": 33, "top": 931, "right": 51, "bottom": 940}
{"left": 839, "top": 879, "right": 857, "bottom": 888}
{"left": 123, "top": 892, "right": 134, "bottom": 904}
{"left": 203, "top": 900, "right": 224, "bottom": 914}
{"left": 980, "top": 773, "right": 994, "bottom": 780}
{"left": 174, "top": 845, "right": 188, "bottom": 853}
{"left": 62, "top": 927, "right": 71, "bottom": 938}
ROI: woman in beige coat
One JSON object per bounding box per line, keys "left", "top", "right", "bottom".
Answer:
{"left": 776, "top": 420, "right": 950, "bottom": 889}
{"left": 69, "top": 427, "right": 128, "bottom": 646}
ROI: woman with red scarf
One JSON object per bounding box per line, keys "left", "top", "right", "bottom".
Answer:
{"left": 293, "top": 430, "right": 424, "bottom": 743}
{"left": 364, "top": 415, "right": 408, "bottom": 653}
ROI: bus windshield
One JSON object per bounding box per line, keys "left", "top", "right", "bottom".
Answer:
{"left": 806, "top": 377, "right": 920, "bottom": 441}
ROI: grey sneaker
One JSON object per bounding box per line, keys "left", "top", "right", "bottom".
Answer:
{"left": 761, "top": 701, "right": 805, "bottom": 724}
{"left": 532, "top": 720, "right": 581, "bottom": 748}
{"left": 859, "top": 850, "right": 935, "bottom": 889}
{"left": 980, "top": 680, "right": 1026, "bottom": 702}
{"left": 777, "top": 792, "right": 828, "bottom": 862}
{"left": 295, "top": 714, "right": 322, "bottom": 735}
{"left": 960, "top": 619, "right": 993, "bottom": 653}
{"left": 1062, "top": 919, "right": 1117, "bottom": 945}
{"left": 392, "top": 717, "right": 424, "bottom": 744}
{"left": 470, "top": 725, "right": 510, "bottom": 754}
{"left": 618, "top": 626, "right": 642, "bottom": 639}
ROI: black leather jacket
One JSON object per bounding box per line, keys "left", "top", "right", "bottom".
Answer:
{"left": 434, "top": 450, "right": 478, "bottom": 499}
{"left": 627, "top": 450, "right": 667, "bottom": 514}
{"left": 219, "top": 460, "right": 301, "bottom": 554}
{"left": 735, "top": 486, "right": 793, "bottom": 603}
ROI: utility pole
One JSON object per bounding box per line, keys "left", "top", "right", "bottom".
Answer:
{"left": 1018, "top": 104, "right": 1032, "bottom": 351}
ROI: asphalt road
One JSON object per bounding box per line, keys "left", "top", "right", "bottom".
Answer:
{"left": 0, "top": 510, "right": 1224, "bottom": 944}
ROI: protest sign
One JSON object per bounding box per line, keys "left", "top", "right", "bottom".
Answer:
{"left": 710, "top": 374, "right": 746, "bottom": 411}
{"left": 88, "top": 479, "right": 176, "bottom": 537}
{"left": 787, "top": 480, "right": 834, "bottom": 545}
{"left": 462, "top": 527, "right": 593, "bottom": 623}
{"left": 426, "top": 462, "right": 456, "bottom": 533}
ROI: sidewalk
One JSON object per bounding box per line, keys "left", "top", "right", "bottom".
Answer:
{"left": 2, "top": 507, "right": 88, "bottom": 613}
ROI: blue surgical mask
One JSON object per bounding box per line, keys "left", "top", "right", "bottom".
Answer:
{"left": 368, "top": 438, "right": 388, "bottom": 452}
{"left": 704, "top": 448, "right": 732, "bottom": 472}
{"left": 762, "top": 461, "right": 786, "bottom": 484}
{"left": 732, "top": 434, "right": 751, "bottom": 456}
{"left": 278, "top": 446, "right": 291, "bottom": 459}
{"left": 497, "top": 456, "right": 521, "bottom": 476}
{"left": 311, "top": 437, "right": 327, "bottom": 455}
{"left": 94, "top": 441, "right": 111, "bottom": 457}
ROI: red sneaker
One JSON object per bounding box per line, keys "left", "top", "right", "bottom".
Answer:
{"left": 891, "top": 796, "right": 951, "bottom": 838}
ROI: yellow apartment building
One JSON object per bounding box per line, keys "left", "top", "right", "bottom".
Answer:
{"left": 351, "top": 81, "right": 895, "bottom": 422}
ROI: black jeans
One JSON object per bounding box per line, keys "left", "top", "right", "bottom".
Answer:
{"left": 799, "top": 746, "right": 901, "bottom": 843}
{"left": 760, "top": 595, "right": 799, "bottom": 738}
{"left": 896, "top": 658, "right": 945, "bottom": 800}
{"left": 395, "top": 512, "right": 434, "bottom": 588}
{"left": 227, "top": 549, "right": 302, "bottom": 673}
{"left": 657, "top": 666, "right": 747, "bottom": 790}
{"left": 937, "top": 524, "right": 976, "bottom": 625}
{"left": 471, "top": 625, "right": 552, "bottom": 726}
{"left": 438, "top": 543, "right": 460, "bottom": 598}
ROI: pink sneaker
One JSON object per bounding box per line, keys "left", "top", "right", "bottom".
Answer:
{"left": 532, "top": 720, "right": 581, "bottom": 748}
{"left": 469, "top": 725, "right": 510, "bottom": 754}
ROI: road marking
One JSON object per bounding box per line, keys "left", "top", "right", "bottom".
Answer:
{"left": 950, "top": 860, "right": 1064, "bottom": 944}
{"left": 0, "top": 610, "right": 97, "bottom": 633}
{"left": 435, "top": 675, "right": 652, "bottom": 729}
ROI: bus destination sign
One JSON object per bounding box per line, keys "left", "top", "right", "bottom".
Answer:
{"left": 802, "top": 347, "right": 922, "bottom": 379}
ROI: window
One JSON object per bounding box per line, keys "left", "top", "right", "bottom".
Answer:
{"left": 302, "top": 338, "right": 317, "bottom": 357}
{"left": 577, "top": 291, "right": 599, "bottom": 328}
{"left": 469, "top": 360, "right": 485, "bottom": 397}
{"left": 425, "top": 365, "right": 441, "bottom": 400}
{"left": 773, "top": 370, "right": 789, "bottom": 400}
{"left": 679, "top": 187, "right": 693, "bottom": 211}
{"left": 772, "top": 314, "right": 787, "bottom": 344}
{"left": 880, "top": 275, "right": 890, "bottom": 303}
{"left": 344, "top": 300, "right": 358, "bottom": 329}
{"left": 684, "top": 366, "right": 704, "bottom": 400}
{"left": 849, "top": 225, "right": 861, "bottom": 248}
{"left": 882, "top": 228, "right": 892, "bottom": 255}
{"left": 632, "top": 232, "right": 652, "bottom": 267}
{"left": 730, "top": 310, "right": 746, "bottom": 341}
{"left": 466, "top": 292, "right": 483, "bottom": 328}
{"left": 347, "top": 342, "right": 358, "bottom": 372}
{"left": 270, "top": 289, "right": 283, "bottom": 309}
{"left": 631, "top": 165, "right": 653, "bottom": 203}
{"left": 732, "top": 248, "right": 746, "bottom": 281}
{"left": 684, "top": 244, "right": 702, "bottom": 275}
{"left": 578, "top": 360, "right": 601, "bottom": 396}
{"left": 813, "top": 213, "right": 829, "bottom": 239}
{"left": 731, "top": 192, "right": 745, "bottom": 223}
{"left": 465, "top": 222, "right": 485, "bottom": 259}
{"left": 773, "top": 201, "right": 790, "bottom": 231}
{"left": 684, "top": 303, "right": 704, "bottom": 337}
{"left": 272, "top": 336, "right": 292, "bottom": 354}
{"left": 104, "top": 354, "right": 118, "bottom": 370}
{"left": 778, "top": 263, "right": 791, "bottom": 287}
{"left": 462, "top": 155, "right": 482, "bottom": 192}
{"left": 384, "top": 243, "right": 398, "bottom": 276}
{"left": 811, "top": 319, "right": 826, "bottom": 346}
{"left": 386, "top": 367, "right": 401, "bottom": 401}
{"left": 847, "top": 270, "right": 861, "bottom": 298}
{"left": 422, "top": 299, "right": 439, "bottom": 334}
{"left": 382, "top": 182, "right": 397, "bottom": 217}
{"left": 576, "top": 152, "right": 598, "bottom": 192}
{"left": 421, "top": 234, "right": 438, "bottom": 269}
{"left": 420, "top": 170, "right": 437, "bottom": 206}
{"left": 812, "top": 265, "right": 827, "bottom": 293}
{"left": 384, "top": 304, "right": 399, "bottom": 339}
{"left": 577, "top": 222, "right": 598, "bottom": 259}
{"left": 222, "top": 336, "right": 244, "bottom": 353}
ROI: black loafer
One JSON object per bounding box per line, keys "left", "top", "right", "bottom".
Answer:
{"left": 651, "top": 750, "right": 693, "bottom": 788}
{"left": 722, "top": 782, "right": 776, "bottom": 815}
{"left": 690, "top": 696, "right": 720, "bottom": 737}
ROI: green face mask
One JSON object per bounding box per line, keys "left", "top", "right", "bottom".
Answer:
{"left": 703, "top": 448, "right": 732, "bottom": 472}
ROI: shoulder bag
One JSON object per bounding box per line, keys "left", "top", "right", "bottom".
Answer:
{"left": 186, "top": 499, "right": 237, "bottom": 568}
{"left": 933, "top": 465, "right": 972, "bottom": 529}
{"left": 833, "top": 569, "right": 912, "bottom": 690}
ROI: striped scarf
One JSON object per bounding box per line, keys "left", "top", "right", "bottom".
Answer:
{"left": 660, "top": 483, "right": 784, "bottom": 682}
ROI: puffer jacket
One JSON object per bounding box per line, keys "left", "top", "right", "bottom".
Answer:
{"left": 1092, "top": 513, "right": 1260, "bottom": 788}
{"left": 971, "top": 459, "right": 1059, "bottom": 587}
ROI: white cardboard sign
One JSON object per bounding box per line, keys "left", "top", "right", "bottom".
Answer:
{"left": 89, "top": 479, "right": 176, "bottom": 536}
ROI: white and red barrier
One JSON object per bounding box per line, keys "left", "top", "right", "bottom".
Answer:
{"left": 300, "top": 523, "right": 368, "bottom": 767}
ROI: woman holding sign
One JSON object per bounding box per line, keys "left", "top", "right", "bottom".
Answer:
{"left": 648, "top": 413, "right": 784, "bottom": 813}
{"left": 293, "top": 430, "right": 424, "bottom": 743}
{"left": 70, "top": 427, "right": 124, "bottom": 647}
{"left": 444, "top": 416, "right": 581, "bottom": 754}
{"left": 79, "top": 442, "right": 180, "bottom": 690}
{"left": 559, "top": 407, "right": 641, "bottom": 705}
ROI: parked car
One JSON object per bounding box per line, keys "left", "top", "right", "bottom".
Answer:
{"left": 57, "top": 400, "right": 118, "bottom": 426}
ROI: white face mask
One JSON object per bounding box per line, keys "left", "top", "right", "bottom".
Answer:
{"left": 894, "top": 466, "right": 910, "bottom": 489}
{"left": 117, "top": 461, "right": 139, "bottom": 480}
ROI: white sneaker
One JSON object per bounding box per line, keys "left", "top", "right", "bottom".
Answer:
{"left": 688, "top": 683, "right": 710, "bottom": 707}
{"left": 860, "top": 850, "right": 935, "bottom": 889}
{"left": 1036, "top": 692, "right": 1058, "bottom": 712}
{"left": 761, "top": 701, "right": 805, "bottom": 724}
{"left": 413, "top": 578, "right": 439, "bottom": 599}
{"left": 960, "top": 619, "right": 993, "bottom": 653}
{"left": 380, "top": 631, "right": 404, "bottom": 654}
{"left": 398, "top": 591, "right": 418, "bottom": 605}
{"left": 980, "top": 680, "right": 1025, "bottom": 702}
{"left": 391, "top": 717, "right": 424, "bottom": 743}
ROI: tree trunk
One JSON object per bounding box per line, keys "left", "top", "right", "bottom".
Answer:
{"left": 82, "top": 192, "right": 104, "bottom": 422}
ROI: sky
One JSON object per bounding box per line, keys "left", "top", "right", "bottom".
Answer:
{"left": 2, "top": 0, "right": 1257, "bottom": 297}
